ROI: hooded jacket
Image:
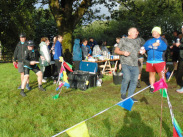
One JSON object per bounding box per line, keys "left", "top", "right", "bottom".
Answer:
{"left": 73, "top": 39, "right": 82, "bottom": 61}
{"left": 13, "top": 41, "right": 28, "bottom": 62}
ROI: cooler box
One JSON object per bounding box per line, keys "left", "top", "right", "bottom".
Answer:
{"left": 79, "top": 61, "right": 98, "bottom": 73}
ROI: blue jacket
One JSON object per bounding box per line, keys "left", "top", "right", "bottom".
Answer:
{"left": 54, "top": 40, "right": 62, "bottom": 60}
{"left": 73, "top": 39, "right": 82, "bottom": 61}
{"left": 143, "top": 37, "right": 167, "bottom": 62}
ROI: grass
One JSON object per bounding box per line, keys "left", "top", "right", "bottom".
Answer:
{"left": 0, "top": 63, "right": 183, "bottom": 137}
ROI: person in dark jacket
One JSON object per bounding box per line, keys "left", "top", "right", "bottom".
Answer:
{"left": 20, "top": 40, "right": 46, "bottom": 97}
{"left": 13, "top": 33, "right": 31, "bottom": 90}
{"left": 73, "top": 39, "right": 82, "bottom": 70}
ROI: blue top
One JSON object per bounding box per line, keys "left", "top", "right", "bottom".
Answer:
{"left": 73, "top": 39, "right": 82, "bottom": 61}
{"left": 54, "top": 40, "right": 62, "bottom": 60}
{"left": 143, "top": 37, "right": 167, "bottom": 63}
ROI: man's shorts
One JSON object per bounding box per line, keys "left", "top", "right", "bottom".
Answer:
{"left": 146, "top": 62, "right": 166, "bottom": 73}
{"left": 24, "top": 66, "right": 40, "bottom": 75}
{"left": 18, "top": 62, "right": 24, "bottom": 73}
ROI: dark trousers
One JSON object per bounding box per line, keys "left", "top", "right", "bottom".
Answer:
{"left": 54, "top": 59, "right": 61, "bottom": 80}
{"left": 176, "top": 60, "right": 183, "bottom": 87}
{"left": 73, "top": 61, "right": 80, "bottom": 71}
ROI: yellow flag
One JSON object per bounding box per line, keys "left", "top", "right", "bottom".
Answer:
{"left": 63, "top": 71, "right": 69, "bottom": 83}
{"left": 59, "top": 56, "right": 63, "bottom": 62}
{"left": 66, "top": 121, "right": 90, "bottom": 137}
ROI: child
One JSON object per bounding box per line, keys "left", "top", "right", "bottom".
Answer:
{"left": 20, "top": 40, "right": 46, "bottom": 97}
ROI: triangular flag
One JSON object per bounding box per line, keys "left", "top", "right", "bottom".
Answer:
{"left": 153, "top": 78, "right": 168, "bottom": 92}
{"left": 159, "top": 88, "right": 167, "bottom": 98}
{"left": 173, "top": 127, "right": 179, "bottom": 137}
{"left": 66, "top": 62, "right": 73, "bottom": 69}
{"left": 52, "top": 94, "right": 59, "bottom": 99}
{"left": 174, "top": 118, "right": 183, "bottom": 133}
{"left": 64, "top": 82, "right": 70, "bottom": 88}
{"left": 63, "top": 71, "right": 69, "bottom": 83}
{"left": 63, "top": 62, "right": 73, "bottom": 72}
{"left": 117, "top": 98, "right": 134, "bottom": 111}
{"left": 66, "top": 121, "right": 90, "bottom": 137}
{"left": 174, "top": 122, "right": 183, "bottom": 137}
{"left": 60, "top": 66, "right": 65, "bottom": 73}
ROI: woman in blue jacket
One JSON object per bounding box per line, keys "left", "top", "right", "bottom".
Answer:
{"left": 53, "top": 35, "right": 63, "bottom": 81}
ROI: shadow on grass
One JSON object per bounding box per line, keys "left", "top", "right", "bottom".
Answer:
{"left": 115, "top": 111, "right": 154, "bottom": 137}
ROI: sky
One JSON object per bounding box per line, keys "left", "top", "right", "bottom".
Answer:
{"left": 35, "top": 2, "right": 119, "bottom": 17}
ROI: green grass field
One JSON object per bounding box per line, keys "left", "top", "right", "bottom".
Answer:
{"left": 0, "top": 63, "right": 182, "bottom": 137}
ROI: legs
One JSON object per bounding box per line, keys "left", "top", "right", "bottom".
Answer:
{"left": 127, "top": 66, "right": 139, "bottom": 97}
{"left": 120, "top": 65, "right": 139, "bottom": 98}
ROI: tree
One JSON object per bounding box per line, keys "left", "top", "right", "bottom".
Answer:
{"left": 0, "top": 0, "right": 36, "bottom": 51}
{"left": 37, "top": 0, "right": 116, "bottom": 62}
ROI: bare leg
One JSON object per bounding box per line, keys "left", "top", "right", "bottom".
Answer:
{"left": 21, "top": 75, "right": 29, "bottom": 89}
{"left": 36, "top": 71, "right": 43, "bottom": 85}
{"left": 21, "top": 72, "right": 24, "bottom": 84}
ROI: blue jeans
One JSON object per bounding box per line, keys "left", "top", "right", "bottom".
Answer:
{"left": 121, "top": 64, "right": 139, "bottom": 97}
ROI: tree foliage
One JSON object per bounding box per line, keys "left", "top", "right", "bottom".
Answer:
{"left": 0, "top": 0, "right": 36, "bottom": 51}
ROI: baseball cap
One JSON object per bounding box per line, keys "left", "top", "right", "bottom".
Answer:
{"left": 19, "top": 33, "right": 26, "bottom": 37}
{"left": 27, "top": 40, "right": 35, "bottom": 47}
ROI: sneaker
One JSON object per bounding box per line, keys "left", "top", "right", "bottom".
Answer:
{"left": 121, "top": 94, "right": 126, "bottom": 100}
{"left": 131, "top": 97, "right": 138, "bottom": 102}
{"left": 149, "top": 87, "right": 154, "bottom": 93}
{"left": 176, "top": 87, "right": 183, "bottom": 93}
{"left": 20, "top": 91, "right": 26, "bottom": 97}
{"left": 26, "top": 84, "right": 31, "bottom": 90}
{"left": 38, "top": 86, "right": 46, "bottom": 91}
{"left": 42, "top": 79, "right": 47, "bottom": 83}
{"left": 137, "top": 80, "right": 141, "bottom": 88}
{"left": 17, "top": 85, "right": 21, "bottom": 89}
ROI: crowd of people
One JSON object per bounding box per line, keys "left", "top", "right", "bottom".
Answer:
{"left": 13, "top": 26, "right": 183, "bottom": 98}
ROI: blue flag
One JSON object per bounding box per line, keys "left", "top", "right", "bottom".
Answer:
{"left": 117, "top": 98, "right": 134, "bottom": 111}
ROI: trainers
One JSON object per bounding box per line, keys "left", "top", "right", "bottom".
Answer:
{"left": 137, "top": 80, "right": 141, "bottom": 88}
{"left": 132, "top": 97, "right": 138, "bottom": 102}
{"left": 176, "top": 87, "right": 183, "bottom": 93}
{"left": 26, "top": 84, "right": 31, "bottom": 90}
{"left": 38, "top": 86, "right": 46, "bottom": 91}
{"left": 17, "top": 85, "right": 21, "bottom": 89}
{"left": 149, "top": 87, "right": 154, "bottom": 93}
{"left": 20, "top": 91, "right": 26, "bottom": 97}
{"left": 121, "top": 94, "right": 126, "bottom": 100}
{"left": 42, "top": 79, "right": 47, "bottom": 83}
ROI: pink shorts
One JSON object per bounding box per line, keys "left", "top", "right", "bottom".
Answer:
{"left": 146, "top": 62, "right": 166, "bottom": 73}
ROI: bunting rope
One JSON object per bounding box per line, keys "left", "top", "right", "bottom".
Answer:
{"left": 165, "top": 89, "right": 174, "bottom": 124}
{"left": 52, "top": 85, "right": 151, "bottom": 137}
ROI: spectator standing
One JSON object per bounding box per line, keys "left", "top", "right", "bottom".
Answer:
{"left": 137, "top": 37, "right": 146, "bottom": 88}
{"left": 53, "top": 35, "right": 63, "bottom": 82}
{"left": 115, "top": 27, "right": 145, "bottom": 102}
{"left": 73, "top": 39, "right": 82, "bottom": 70}
{"left": 81, "top": 39, "right": 91, "bottom": 60}
{"left": 143, "top": 26, "right": 167, "bottom": 93}
{"left": 170, "top": 31, "right": 179, "bottom": 73}
{"left": 175, "top": 32, "right": 183, "bottom": 93}
{"left": 13, "top": 33, "right": 31, "bottom": 90}
{"left": 39, "top": 37, "right": 50, "bottom": 83}
{"left": 88, "top": 37, "right": 97, "bottom": 52}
